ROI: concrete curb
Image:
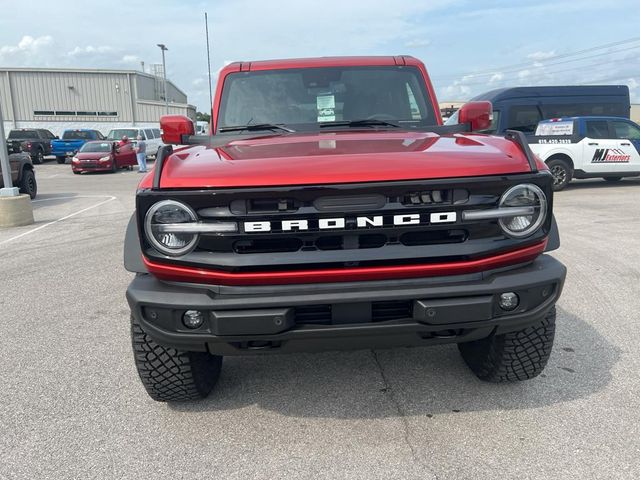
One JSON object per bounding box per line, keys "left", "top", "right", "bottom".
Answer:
{"left": 0, "top": 194, "right": 34, "bottom": 227}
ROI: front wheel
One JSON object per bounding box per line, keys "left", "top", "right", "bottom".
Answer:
{"left": 56, "top": 156, "right": 66, "bottom": 164}
{"left": 458, "top": 306, "right": 556, "bottom": 382}
{"left": 19, "top": 169, "right": 37, "bottom": 199}
{"left": 131, "top": 315, "right": 223, "bottom": 402}
{"left": 546, "top": 158, "right": 572, "bottom": 191}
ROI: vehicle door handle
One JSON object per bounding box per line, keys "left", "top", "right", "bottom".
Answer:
{"left": 620, "top": 142, "right": 631, "bottom": 146}
{"left": 588, "top": 142, "right": 599, "bottom": 146}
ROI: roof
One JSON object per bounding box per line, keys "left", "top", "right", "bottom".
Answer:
{"left": 471, "top": 85, "right": 629, "bottom": 102}
{"left": 224, "top": 56, "right": 422, "bottom": 71}
{"left": 0, "top": 66, "right": 187, "bottom": 98}
{"left": 539, "top": 115, "right": 636, "bottom": 123}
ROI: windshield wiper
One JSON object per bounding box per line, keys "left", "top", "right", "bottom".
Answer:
{"left": 219, "top": 123, "right": 295, "bottom": 133}
{"left": 319, "top": 119, "right": 401, "bottom": 129}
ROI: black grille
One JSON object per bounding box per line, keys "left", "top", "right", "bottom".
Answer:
{"left": 294, "top": 300, "right": 412, "bottom": 325}
{"left": 138, "top": 174, "right": 553, "bottom": 273}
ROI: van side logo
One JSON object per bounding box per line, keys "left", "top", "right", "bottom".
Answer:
{"left": 592, "top": 148, "right": 630, "bottom": 163}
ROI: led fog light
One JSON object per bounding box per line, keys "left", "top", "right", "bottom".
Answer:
{"left": 498, "top": 292, "right": 519, "bottom": 311}
{"left": 183, "top": 310, "right": 205, "bottom": 329}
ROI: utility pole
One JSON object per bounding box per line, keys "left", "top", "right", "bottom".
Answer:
{"left": 0, "top": 101, "right": 16, "bottom": 196}
{"left": 157, "top": 44, "right": 169, "bottom": 114}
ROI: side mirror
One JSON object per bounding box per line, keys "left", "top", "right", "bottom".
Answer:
{"left": 458, "top": 101, "right": 492, "bottom": 132}
{"left": 160, "top": 115, "right": 195, "bottom": 144}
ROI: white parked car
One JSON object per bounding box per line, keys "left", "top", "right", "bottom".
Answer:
{"left": 106, "top": 127, "right": 165, "bottom": 159}
{"left": 529, "top": 116, "right": 640, "bottom": 190}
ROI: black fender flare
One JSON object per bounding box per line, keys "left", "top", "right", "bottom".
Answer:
{"left": 124, "top": 213, "right": 148, "bottom": 273}
{"left": 545, "top": 214, "right": 560, "bottom": 252}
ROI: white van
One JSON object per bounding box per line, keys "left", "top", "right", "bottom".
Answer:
{"left": 106, "top": 127, "right": 165, "bottom": 158}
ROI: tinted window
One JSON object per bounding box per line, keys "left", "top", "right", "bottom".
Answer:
{"left": 62, "top": 131, "right": 94, "bottom": 140}
{"left": 80, "top": 142, "right": 112, "bottom": 153}
{"left": 95, "top": 131, "right": 105, "bottom": 140}
{"left": 42, "top": 130, "right": 56, "bottom": 139}
{"left": 152, "top": 129, "right": 161, "bottom": 138}
{"left": 507, "top": 105, "right": 541, "bottom": 133}
{"left": 8, "top": 130, "right": 38, "bottom": 139}
{"left": 611, "top": 121, "right": 640, "bottom": 140}
{"left": 585, "top": 121, "right": 609, "bottom": 139}
{"left": 107, "top": 129, "right": 139, "bottom": 140}
{"left": 218, "top": 66, "right": 435, "bottom": 130}
{"left": 542, "top": 103, "right": 627, "bottom": 119}
{"left": 144, "top": 129, "right": 154, "bottom": 139}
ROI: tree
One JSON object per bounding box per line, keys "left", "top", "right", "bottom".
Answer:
{"left": 196, "top": 112, "right": 211, "bottom": 122}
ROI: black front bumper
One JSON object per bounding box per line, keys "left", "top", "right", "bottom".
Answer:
{"left": 126, "top": 255, "right": 566, "bottom": 355}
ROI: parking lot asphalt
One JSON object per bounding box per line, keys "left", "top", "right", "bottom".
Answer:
{"left": 1, "top": 162, "right": 639, "bottom": 480}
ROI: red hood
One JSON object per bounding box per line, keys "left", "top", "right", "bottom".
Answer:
{"left": 76, "top": 152, "right": 111, "bottom": 160}
{"left": 139, "top": 131, "right": 535, "bottom": 189}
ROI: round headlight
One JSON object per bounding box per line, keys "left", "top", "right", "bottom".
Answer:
{"left": 144, "top": 200, "right": 199, "bottom": 256}
{"left": 498, "top": 184, "right": 547, "bottom": 238}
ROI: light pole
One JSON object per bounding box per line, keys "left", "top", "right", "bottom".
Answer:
{"left": 0, "top": 101, "right": 17, "bottom": 196}
{"left": 157, "top": 44, "right": 169, "bottom": 114}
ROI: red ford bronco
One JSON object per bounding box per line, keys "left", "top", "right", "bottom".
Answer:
{"left": 124, "top": 56, "right": 566, "bottom": 402}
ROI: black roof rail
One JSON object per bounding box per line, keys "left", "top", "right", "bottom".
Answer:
{"left": 505, "top": 129, "right": 538, "bottom": 173}
{"left": 152, "top": 144, "right": 173, "bottom": 190}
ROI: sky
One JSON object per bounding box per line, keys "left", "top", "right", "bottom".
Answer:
{"left": 1, "top": 0, "right": 639, "bottom": 112}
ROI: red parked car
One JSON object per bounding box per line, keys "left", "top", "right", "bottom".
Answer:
{"left": 71, "top": 141, "right": 136, "bottom": 174}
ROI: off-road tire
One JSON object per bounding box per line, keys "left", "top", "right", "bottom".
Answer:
{"left": 546, "top": 158, "right": 572, "bottom": 191}
{"left": 34, "top": 149, "right": 44, "bottom": 164}
{"left": 458, "top": 306, "right": 556, "bottom": 382}
{"left": 131, "top": 315, "right": 222, "bottom": 402}
{"left": 19, "top": 168, "right": 37, "bottom": 199}
{"left": 56, "top": 156, "right": 66, "bottom": 164}
{"left": 603, "top": 176, "right": 622, "bottom": 182}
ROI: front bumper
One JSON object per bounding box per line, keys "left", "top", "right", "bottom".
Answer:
{"left": 126, "top": 255, "right": 566, "bottom": 355}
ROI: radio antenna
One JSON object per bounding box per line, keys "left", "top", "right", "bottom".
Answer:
{"left": 204, "top": 12, "right": 214, "bottom": 130}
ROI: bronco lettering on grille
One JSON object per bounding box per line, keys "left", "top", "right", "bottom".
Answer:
{"left": 244, "top": 212, "right": 457, "bottom": 233}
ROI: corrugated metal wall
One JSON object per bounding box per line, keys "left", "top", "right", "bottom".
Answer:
{"left": 135, "top": 75, "right": 187, "bottom": 104}
{"left": 1, "top": 70, "right": 134, "bottom": 122}
{"left": 0, "top": 69, "right": 192, "bottom": 127}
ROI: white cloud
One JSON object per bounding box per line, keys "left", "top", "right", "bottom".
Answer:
{"left": 67, "top": 45, "right": 113, "bottom": 56}
{"left": 489, "top": 72, "right": 503, "bottom": 84}
{"left": 527, "top": 50, "right": 555, "bottom": 61}
{"left": 121, "top": 54, "right": 140, "bottom": 63}
{"left": 0, "top": 35, "right": 53, "bottom": 57}
{"left": 404, "top": 39, "right": 431, "bottom": 48}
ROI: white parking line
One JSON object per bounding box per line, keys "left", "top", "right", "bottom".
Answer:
{"left": 0, "top": 195, "right": 117, "bottom": 246}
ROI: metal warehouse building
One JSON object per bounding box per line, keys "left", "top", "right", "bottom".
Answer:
{"left": 0, "top": 67, "right": 196, "bottom": 136}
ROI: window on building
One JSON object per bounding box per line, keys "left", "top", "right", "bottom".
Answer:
{"left": 77, "top": 111, "right": 98, "bottom": 116}
{"left": 97, "top": 111, "right": 118, "bottom": 117}
{"left": 55, "top": 111, "right": 76, "bottom": 116}
{"left": 34, "top": 110, "right": 55, "bottom": 116}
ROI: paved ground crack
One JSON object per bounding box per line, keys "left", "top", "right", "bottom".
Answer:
{"left": 370, "top": 350, "right": 439, "bottom": 480}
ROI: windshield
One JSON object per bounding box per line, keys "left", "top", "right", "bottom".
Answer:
{"left": 63, "top": 131, "right": 94, "bottom": 140}
{"left": 217, "top": 66, "right": 435, "bottom": 132}
{"left": 107, "top": 129, "right": 139, "bottom": 140}
{"left": 8, "top": 130, "right": 38, "bottom": 139}
{"left": 79, "top": 142, "right": 112, "bottom": 153}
